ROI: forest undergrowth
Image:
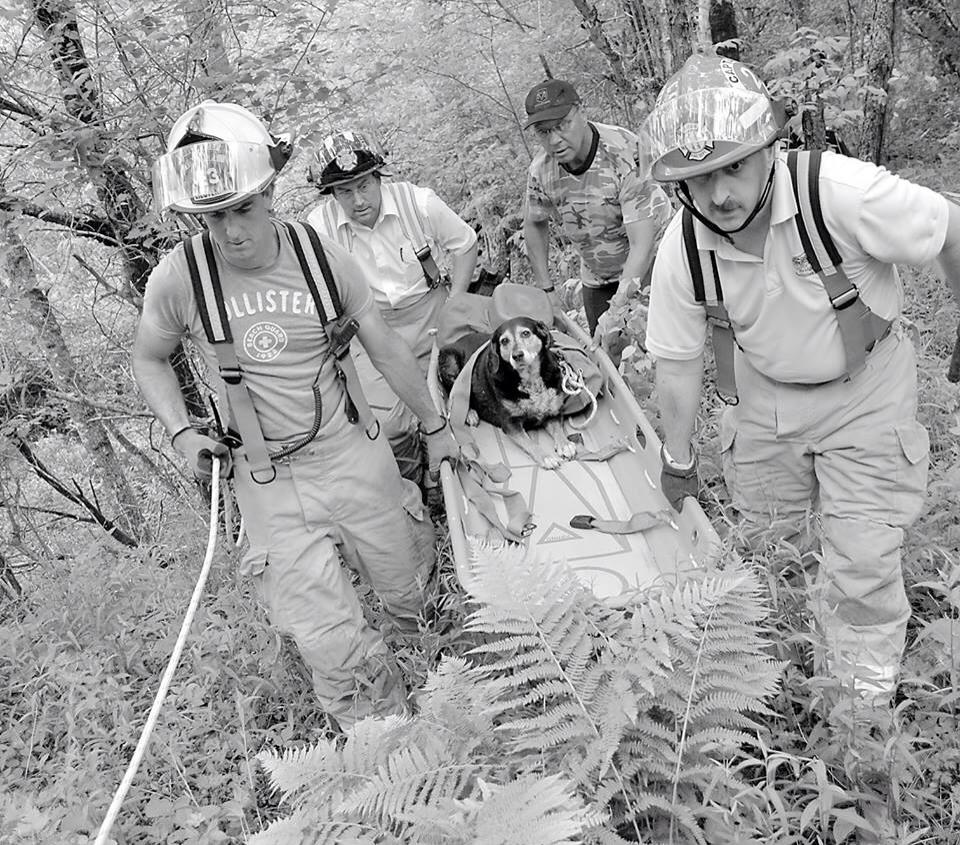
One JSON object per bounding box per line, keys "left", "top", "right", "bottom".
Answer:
{"left": 2, "top": 188, "right": 960, "bottom": 845}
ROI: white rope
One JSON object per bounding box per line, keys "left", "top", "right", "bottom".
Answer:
{"left": 560, "top": 359, "right": 598, "bottom": 430}
{"left": 94, "top": 460, "right": 223, "bottom": 845}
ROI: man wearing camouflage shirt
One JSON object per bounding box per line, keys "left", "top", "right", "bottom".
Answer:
{"left": 522, "top": 79, "right": 670, "bottom": 334}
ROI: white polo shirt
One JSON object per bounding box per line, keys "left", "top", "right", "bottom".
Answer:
{"left": 645, "top": 151, "right": 949, "bottom": 383}
{"left": 307, "top": 182, "right": 477, "bottom": 309}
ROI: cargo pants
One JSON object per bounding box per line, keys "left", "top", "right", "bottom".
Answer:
{"left": 233, "top": 397, "right": 435, "bottom": 728}
{"left": 351, "top": 286, "right": 447, "bottom": 483}
{"left": 720, "top": 326, "right": 929, "bottom": 703}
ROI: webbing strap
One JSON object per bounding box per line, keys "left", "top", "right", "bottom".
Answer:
{"left": 319, "top": 201, "right": 347, "bottom": 250}
{"left": 445, "top": 336, "right": 632, "bottom": 545}
{"left": 390, "top": 182, "right": 441, "bottom": 287}
{"left": 682, "top": 210, "right": 739, "bottom": 404}
{"left": 184, "top": 234, "right": 276, "bottom": 484}
{"left": 569, "top": 510, "right": 675, "bottom": 534}
{"left": 283, "top": 222, "right": 378, "bottom": 438}
{"left": 786, "top": 150, "right": 891, "bottom": 379}
{"left": 705, "top": 304, "right": 739, "bottom": 404}
{"left": 184, "top": 234, "right": 232, "bottom": 344}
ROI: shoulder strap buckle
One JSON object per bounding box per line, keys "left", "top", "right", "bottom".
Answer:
{"left": 828, "top": 287, "right": 860, "bottom": 311}
{"left": 219, "top": 365, "right": 243, "bottom": 386}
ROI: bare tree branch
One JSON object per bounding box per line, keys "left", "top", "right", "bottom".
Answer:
{"left": 10, "top": 434, "right": 138, "bottom": 547}
{"left": 0, "top": 193, "right": 119, "bottom": 245}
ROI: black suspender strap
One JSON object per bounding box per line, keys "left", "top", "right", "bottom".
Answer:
{"left": 786, "top": 150, "right": 891, "bottom": 380}
{"left": 283, "top": 222, "right": 379, "bottom": 439}
{"left": 682, "top": 210, "right": 739, "bottom": 405}
{"left": 184, "top": 234, "right": 277, "bottom": 484}
{"left": 390, "top": 182, "right": 442, "bottom": 287}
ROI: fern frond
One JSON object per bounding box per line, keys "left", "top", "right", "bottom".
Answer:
{"left": 256, "top": 741, "right": 341, "bottom": 803}
{"left": 679, "top": 726, "right": 758, "bottom": 755}
{"left": 247, "top": 808, "right": 310, "bottom": 845}
{"left": 625, "top": 791, "right": 707, "bottom": 845}
{"left": 248, "top": 811, "right": 381, "bottom": 845}
{"left": 581, "top": 824, "right": 636, "bottom": 845}
{"left": 686, "top": 691, "right": 776, "bottom": 722}
{"left": 470, "top": 773, "right": 603, "bottom": 844}
{"left": 337, "top": 741, "right": 486, "bottom": 829}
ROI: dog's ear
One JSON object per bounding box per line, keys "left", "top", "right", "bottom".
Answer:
{"left": 534, "top": 320, "right": 552, "bottom": 347}
{"left": 488, "top": 331, "right": 522, "bottom": 399}
{"left": 437, "top": 345, "right": 464, "bottom": 394}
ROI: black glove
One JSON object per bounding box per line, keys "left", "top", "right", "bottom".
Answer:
{"left": 172, "top": 427, "right": 233, "bottom": 481}
{"left": 659, "top": 444, "right": 698, "bottom": 512}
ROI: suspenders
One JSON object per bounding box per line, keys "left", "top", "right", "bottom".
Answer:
{"left": 681, "top": 149, "right": 892, "bottom": 404}
{"left": 318, "top": 181, "right": 442, "bottom": 287}
{"left": 183, "top": 221, "right": 376, "bottom": 484}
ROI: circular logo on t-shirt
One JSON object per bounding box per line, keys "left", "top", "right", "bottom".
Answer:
{"left": 243, "top": 322, "right": 287, "bottom": 361}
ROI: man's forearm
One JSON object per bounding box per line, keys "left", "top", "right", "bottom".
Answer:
{"left": 523, "top": 218, "right": 553, "bottom": 288}
{"left": 132, "top": 354, "right": 192, "bottom": 436}
{"left": 368, "top": 341, "right": 443, "bottom": 429}
{"left": 654, "top": 355, "right": 705, "bottom": 463}
{"left": 448, "top": 244, "right": 478, "bottom": 295}
{"left": 615, "top": 219, "right": 659, "bottom": 303}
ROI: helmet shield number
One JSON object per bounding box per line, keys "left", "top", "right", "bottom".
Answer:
{"left": 153, "top": 140, "right": 274, "bottom": 212}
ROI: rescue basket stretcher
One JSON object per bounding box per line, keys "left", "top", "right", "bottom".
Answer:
{"left": 427, "top": 290, "right": 721, "bottom": 606}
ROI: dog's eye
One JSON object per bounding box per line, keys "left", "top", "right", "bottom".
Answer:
{"left": 519, "top": 328, "right": 531, "bottom": 338}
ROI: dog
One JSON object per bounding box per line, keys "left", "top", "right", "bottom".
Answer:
{"left": 438, "top": 316, "right": 577, "bottom": 469}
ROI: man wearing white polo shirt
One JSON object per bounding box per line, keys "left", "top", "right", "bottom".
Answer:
{"left": 307, "top": 131, "right": 478, "bottom": 483}
{"left": 641, "top": 54, "right": 960, "bottom": 711}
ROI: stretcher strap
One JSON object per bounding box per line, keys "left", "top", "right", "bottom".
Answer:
{"left": 459, "top": 465, "right": 533, "bottom": 543}
{"left": 569, "top": 510, "right": 675, "bottom": 534}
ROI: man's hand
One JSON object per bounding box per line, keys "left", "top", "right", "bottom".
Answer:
{"left": 659, "top": 444, "right": 698, "bottom": 512}
{"left": 423, "top": 419, "right": 458, "bottom": 482}
{"left": 172, "top": 427, "right": 233, "bottom": 480}
{"left": 593, "top": 295, "right": 630, "bottom": 364}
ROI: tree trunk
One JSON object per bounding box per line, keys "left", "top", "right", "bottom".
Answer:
{"left": 567, "top": 0, "right": 635, "bottom": 120}
{"left": 696, "top": 0, "right": 712, "bottom": 53}
{"left": 710, "top": 0, "right": 740, "bottom": 59}
{"left": 857, "top": 0, "right": 898, "bottom": 163}
{"left": 31, "top": 0, "right": 206, "bottom": 420}
{"left": 32, "top": 0, "right": 160, "bottom": 295}
{"left": 802, "top": 98, "right": 828, "bottom": 150}
{"left": 1, "top": 210, "right": 146, "bottom": 543}
{"left": 904, "top": 0, "right": 960, "bottom": 79}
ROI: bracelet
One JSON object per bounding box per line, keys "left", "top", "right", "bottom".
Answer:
{"left": 422, "top": 418, "right": 447, "bottom": 436}
{"left": 170, "top": 424, "right": 194, "bottom": 447}
{"left": 661, "top": 442, "right": 695, "bottom": 472}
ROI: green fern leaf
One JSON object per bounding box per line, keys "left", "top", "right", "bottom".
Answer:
{"left": 256, "top": 741, "right": 341, "bottom": 803}
{"left": 249, "top": 811, "right": 381, "bottom": 845}
{"left": 337, "top": 741, "right": 485, "bottom": 828}
{"left": 470, "top": 773, "right": 602, "bottom": 844}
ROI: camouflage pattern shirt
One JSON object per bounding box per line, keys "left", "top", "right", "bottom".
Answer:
{"left": 525, "top": 121, "right": 670, "bottom": 286}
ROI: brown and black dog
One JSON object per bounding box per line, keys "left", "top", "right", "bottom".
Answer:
{"left": 438, "top": 316, "right": 576, "bottom": 469}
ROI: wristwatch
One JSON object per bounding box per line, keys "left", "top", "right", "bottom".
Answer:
{"left": 661, "top": 442, "right": 695, "bottom": 471}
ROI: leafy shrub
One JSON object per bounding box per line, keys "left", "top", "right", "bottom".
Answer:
{"left": 252, "top": 542, "right": 783, "bottom": 844}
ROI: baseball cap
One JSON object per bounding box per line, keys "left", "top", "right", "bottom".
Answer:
{"left": 524, "top": 79, "right": 580, "bottom": 128}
